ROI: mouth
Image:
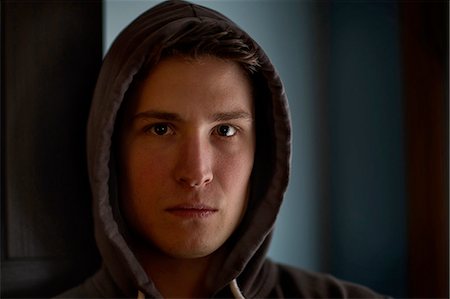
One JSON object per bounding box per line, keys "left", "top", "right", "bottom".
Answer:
{"left": 165, "top": 204, "right": 218, "bottom": 218}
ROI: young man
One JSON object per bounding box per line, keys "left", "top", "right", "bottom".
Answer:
{"left": 59, "top": 1, "right": 385, "bottom": 298}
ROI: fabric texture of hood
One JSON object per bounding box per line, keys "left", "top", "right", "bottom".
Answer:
{"left": 86, "top": 0, "right": 291, "bottom": 297}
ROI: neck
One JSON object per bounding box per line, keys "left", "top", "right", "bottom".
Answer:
{"left": 135, "top": 246, "right": 214, "bottom": 298}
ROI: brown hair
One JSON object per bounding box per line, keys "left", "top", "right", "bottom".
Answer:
{"left": 139, "top": 20, "right": 261, "bottom": 79}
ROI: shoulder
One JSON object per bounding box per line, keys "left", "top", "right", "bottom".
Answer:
{"left": 266, "top": 261, "right": 387, "bottom": 298}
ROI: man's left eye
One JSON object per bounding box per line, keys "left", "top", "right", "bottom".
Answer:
{"left": 216, "top": 125, "right": 237, "bottom": 137}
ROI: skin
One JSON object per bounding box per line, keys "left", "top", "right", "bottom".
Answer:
{"left": 118, "top": 55, "right": 255, "bottom": 297}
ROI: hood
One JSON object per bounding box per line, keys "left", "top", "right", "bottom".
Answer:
{"left": 87, "top": 0, "right": 291, "bottom": 297}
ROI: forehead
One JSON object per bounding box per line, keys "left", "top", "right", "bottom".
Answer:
{"left": 124, "top": 55, "right": 254, "bottom": 119}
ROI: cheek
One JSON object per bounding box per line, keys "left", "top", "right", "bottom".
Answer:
{"left": 215, "top": 148, "right": 254, "bottom": 196}
{"left": 120, "top": 143, "right": 172, "bottom": 201}
{"left": 214, "top": 150, "right": 254, "bottom": 234}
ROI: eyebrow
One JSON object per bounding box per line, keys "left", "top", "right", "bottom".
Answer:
{"left": 133, "top": 110, "right": 182, "bottom": 122}
{"left": 212, "top": 111, "right": 253, "bottom": 122}
{"left": 132, "top": 110, "right": 253, "bottom": 122}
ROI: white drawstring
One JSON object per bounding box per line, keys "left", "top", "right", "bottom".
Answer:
{"left": 230, "top": 278, "right": 245, "bottom": 299}
{"left": 137, "top": 279, "right": 245, "bottom": 299}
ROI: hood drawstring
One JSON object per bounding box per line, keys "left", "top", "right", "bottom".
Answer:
{"left": 136, "top": 279, "right": 245, "bottom": 299}
{"left": 230, "top": 278, "right": 245, "bottom": 299}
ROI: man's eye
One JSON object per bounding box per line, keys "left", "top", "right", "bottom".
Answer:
{"left": 147, "top": 124, "right": 172, "bottom": 136}
{"left": 216, "top": 125, "right": 237, "bottom": 137}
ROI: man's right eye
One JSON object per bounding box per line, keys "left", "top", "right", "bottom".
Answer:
{"left": 146, "top": 123, "right": 173, "bottom": 136}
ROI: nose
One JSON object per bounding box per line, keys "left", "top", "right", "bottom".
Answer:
{"left": 174, "top": 134, "right": 213, "bottom": 188}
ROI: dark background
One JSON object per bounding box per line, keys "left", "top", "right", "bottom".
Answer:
{"left": 1, "top": 1, "right": 102, "bottom": 297}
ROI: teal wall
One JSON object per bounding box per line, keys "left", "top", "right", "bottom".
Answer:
{"left": 328, "top": 3, "right": 407, "bottom": 296}
{"left": 104, "top": 1, "right": 407, "bottom": 296}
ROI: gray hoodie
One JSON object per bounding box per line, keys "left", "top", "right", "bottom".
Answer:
{"left": 58, "top": 1, "right": 384, "bottom": 298}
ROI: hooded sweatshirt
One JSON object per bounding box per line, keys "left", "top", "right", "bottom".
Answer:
{"left": 57, "top": 1, "right": 385, "bottom": 298}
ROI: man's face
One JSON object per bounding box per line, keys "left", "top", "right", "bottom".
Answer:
{"left": 118, "top": 55, "right": 255, "bottom": 259}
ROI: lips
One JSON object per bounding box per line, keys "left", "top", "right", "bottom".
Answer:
{"left": 165, "top": 204, "right": 218, "bottom": 218}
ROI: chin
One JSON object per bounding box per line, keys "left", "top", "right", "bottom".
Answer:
{"left": 133, "top": 221, "right": 234, "bottom": 260}
{"left": 159, "top": 239, "right": 223, "bottom": 259}
{"left": 165, "top": 250, "right": 212, "bottom": 259}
